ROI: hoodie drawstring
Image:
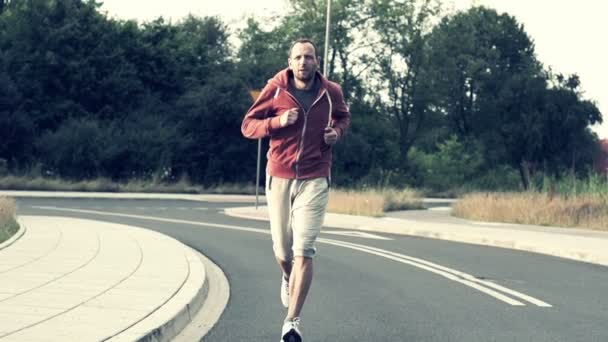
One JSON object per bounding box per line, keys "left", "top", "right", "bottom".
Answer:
{"left": 325, "top": 91, "right": 333, "bottom": 128}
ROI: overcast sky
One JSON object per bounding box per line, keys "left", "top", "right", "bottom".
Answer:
{"left": 99, "top": 0, "right": 608, "bottom": 139}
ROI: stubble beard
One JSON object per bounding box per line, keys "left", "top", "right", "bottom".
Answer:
{"left": 295, "top": 68, "right": 316, "bottom": 83}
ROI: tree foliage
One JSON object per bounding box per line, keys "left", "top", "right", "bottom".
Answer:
{"left": 0, "top": 0, "right": 602, "bottom": 191}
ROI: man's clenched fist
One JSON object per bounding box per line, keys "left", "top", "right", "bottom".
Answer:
{"left": 280, "top": 108, "right": 299, "bottom": 127}
{"left": 324, "top": 127, "right": 338, "bottom": 145}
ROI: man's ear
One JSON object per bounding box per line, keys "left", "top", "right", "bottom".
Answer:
{"left": 287, "top": 58, "right": 293, "bottom": 70}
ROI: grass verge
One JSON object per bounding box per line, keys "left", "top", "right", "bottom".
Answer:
{"left": 452, "top": 192, "right": 608, "bottom": 231}
{"left": 1, "top": 175, "right": 426, "bottom": 217}
{"left": 0, "top": 197, "right": 19, "bottom": 244}
{"left": 328, "top": 188, "right": 424, "bottom": 217}
{"left": 0, "top": 175, "right": 258, "bottom": 195}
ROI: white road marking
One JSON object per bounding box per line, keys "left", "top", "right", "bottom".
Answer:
{"left": 31, "top": 206, "right": 552, "bottom": 307}
{"left": 429, "top": 207, "right": 452, "bottom": 211}
{"left": 322, "top": 230, "right": 393, "bottom": 240}
{"left": 382, "top": 217, "right": 401, "bottom": 222}
{"left": 317, "top": 238, "right": 523, "bottom": 306}
{"left": 194, "top": 207, "right": 209, "bottom": 211}
{"left": 320, "top": 239, "right": 551, "bottom": 307}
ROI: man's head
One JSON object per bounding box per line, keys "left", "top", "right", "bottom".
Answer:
{"left": 288, "top": 38, "right": 319, "bottom": 83}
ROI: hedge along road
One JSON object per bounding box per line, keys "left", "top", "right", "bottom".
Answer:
{"left": 15, "top": 197, "right": 608, "bottom": 342}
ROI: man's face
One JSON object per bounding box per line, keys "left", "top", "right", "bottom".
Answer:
{"left": 288, "top": 42, "right": 318, "bottom": 82}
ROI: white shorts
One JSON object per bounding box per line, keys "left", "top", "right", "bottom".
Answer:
{"left": 265, "top": 175, "right": 330, "bottom": 259}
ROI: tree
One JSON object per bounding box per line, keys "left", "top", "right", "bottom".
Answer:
{"left": 170, "top": 16, "right": 252, "bottom": 184}
{"left": 369, "top": 0, "right": 442, "bottom": 166}
{"left": 426, "top": 6, "right": 602, "bottom": 188}
{"left": 541, "top": 74, "right": 602, "bottom": 177}
{"left": 236, "top": 17, "right": 290, "bottom": 89}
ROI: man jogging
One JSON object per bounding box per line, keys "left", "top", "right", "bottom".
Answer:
{"left": 241, "top": 38, "right": 351, "bottom": 342}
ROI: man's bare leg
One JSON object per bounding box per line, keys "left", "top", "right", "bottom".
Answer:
{"left": 286, "top": 256, "right": 313, "bottom": 320}
{"left": 277, "top": 257, "right": 293, "bottom": 278}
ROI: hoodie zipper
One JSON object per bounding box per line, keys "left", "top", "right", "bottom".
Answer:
{"left": 283, "top": 88, "right": 327, "bottom": 178}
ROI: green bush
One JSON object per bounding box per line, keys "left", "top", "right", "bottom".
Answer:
{"left": 541, "top": 173, "right": 608, "bottom": 203}
{"left": 408, "top": 135, "right": 485, "bottom": 191}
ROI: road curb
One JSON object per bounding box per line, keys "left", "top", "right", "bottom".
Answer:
{"left": 0, "top": 219, "right": 27, "bottom": 251}
{"left": 173, "top": 248, "right": 230, "bottom": 341}
{"left": 129, "top": 246, "right": 211, "bottom": 342}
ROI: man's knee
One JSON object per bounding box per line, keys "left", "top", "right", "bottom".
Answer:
{"left": 293, "top": 256, "right": 312, "bottom": 266}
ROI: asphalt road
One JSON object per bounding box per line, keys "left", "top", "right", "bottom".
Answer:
{"left": 15, "top": 198, "right": 608, "bottom": 342}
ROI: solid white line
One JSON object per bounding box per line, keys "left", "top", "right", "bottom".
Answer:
{"left": 318, "top": 238, "right": 525, "bottom": 306}
{"left": 322, "top": 230, "right": 393, "bottom": 240}
{"left": 321, "top": 239, "right": 551, "bottom": 307}
{"left": 429, "top": 207, "right": 452, "bottom": 211}
{"left": 31, "top": 206, "right": 551, "bottom": 307}
{"left": 31, "top": 206, "right": 268, "bottom": 235}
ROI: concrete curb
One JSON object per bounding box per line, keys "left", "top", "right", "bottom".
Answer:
{"left": 131, "top": 247, "right": 210, "bottom": 342}
{"left": 173, "top": 247, "right": 230, "bottom": 342}
{"left": 0, "top": 219, "right": 26, "bottom": 251}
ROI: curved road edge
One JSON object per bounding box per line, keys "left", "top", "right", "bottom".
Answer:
{"left": 224, "top": 206, "right": 608, "bottom": 268}
{"left": 0, "top": 219, "right": 27, "bottom": 251}
{"left": 172, "top": 248, "right": 230, "bottom": 342}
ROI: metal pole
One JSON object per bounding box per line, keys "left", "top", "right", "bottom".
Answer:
{"left": 323, "top": 0, "right": 332, "bottom": 76}
{"left": 256, "top": 138, "right": 261, "bottom": 209}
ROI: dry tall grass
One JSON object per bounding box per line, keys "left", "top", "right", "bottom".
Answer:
{"left": 453, "top": 192, "right": 608, "bottom": 231}
{"left": 0, "top": 196, "right": 19, "bottom": 243}
{"left": 328, "top": 188, "right": 424, "bottom": 217}
{"left": 0, "top": 175, "right": 258, "bottom": 195}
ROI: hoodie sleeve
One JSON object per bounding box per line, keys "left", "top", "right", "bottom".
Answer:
{"left": 241, "top": 84, "right": 283, "bottom": 139}
{"left": 330, "top": 84, "right": 351, "bottom": 139}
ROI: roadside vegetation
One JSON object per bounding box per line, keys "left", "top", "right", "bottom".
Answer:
{"left": 0, "top": 175, "right": 258, "bottom": 195}
{"left": 0, "top": 197, "right": 19, "bottom": 244}
{"left": 0, "top": 1, "right": 604, "bottom": 226}
{"left": 328, "top": 188, "right": 424, "bottom": 217}
{"left": 453, "top": 176, "right": 608, "bottom": 230}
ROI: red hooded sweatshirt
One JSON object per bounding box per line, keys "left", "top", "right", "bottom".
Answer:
{"left": 241, "top": 68, "right": 351, "bottom": 180}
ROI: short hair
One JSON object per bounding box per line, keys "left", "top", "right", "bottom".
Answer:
{"left": 288, "top": 38, "right": 318, "bottom": 58}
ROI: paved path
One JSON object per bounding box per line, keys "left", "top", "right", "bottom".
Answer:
{"left": 0, "top": 216, "right": 207, "bottom": 341}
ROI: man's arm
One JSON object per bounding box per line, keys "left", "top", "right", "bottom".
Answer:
{"left": 241, "top": 85, "right": 284, "bottom": 139}
{"left": 330, "top": 84, "right": 351, "bottom": 139}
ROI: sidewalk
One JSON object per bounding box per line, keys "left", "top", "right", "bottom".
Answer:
{"left": 225, "top": 206, "right": 608, "bottom": 267}
{"left": 0, "top": 216, "right": 207, "bottom": 341}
